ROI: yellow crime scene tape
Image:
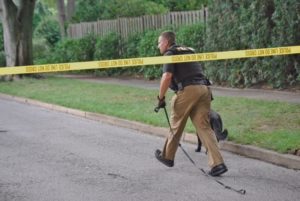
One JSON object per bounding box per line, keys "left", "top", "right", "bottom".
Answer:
{"left": 0, "top": 45, "right": 299, "bottom": 76}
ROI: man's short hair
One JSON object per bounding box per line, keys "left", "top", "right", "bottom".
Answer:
{"left": 160, "top": 31, "right": 176, "bottom": 44}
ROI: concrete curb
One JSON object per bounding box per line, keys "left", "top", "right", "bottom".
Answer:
{"left": 1, "top": 93, "right": 299, "bottom": 170}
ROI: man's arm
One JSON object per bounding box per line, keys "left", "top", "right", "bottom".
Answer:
{"left": 159, "top": 72, "right": 172, "bottom": 99}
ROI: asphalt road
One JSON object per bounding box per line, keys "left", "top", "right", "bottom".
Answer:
{"left": 0, "top": 98, "right": 299, "bottom": 201}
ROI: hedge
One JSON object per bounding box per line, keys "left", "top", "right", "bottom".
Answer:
{"left": 33, "top": 0, "right": 299, "bottom": 88}
{"left": 205, "top": 0, "right": 300, "bottom": 88}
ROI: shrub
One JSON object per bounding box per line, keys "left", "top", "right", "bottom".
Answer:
{"left": 137, "top": 29, "right": 163, "bottom": 79}
{"left": 34, "top": 16, "right": 61, "bottom": 46}
{"left": 123, "top": 33, "right": 143, "bottom": 58}
{"left": 36, "top": 34, "right": 96, "bottom": 65}
{"left": 120, "top": 32, "right": 144, "bottom": 75}
{"left": 176, "top": 23, "right": 205, "bottom": 52}
{"left": 94, "top": 32, "right": 120, "bottom": 60}
{"left": 33, "top": 38, "right": 51, "bottom": 64}
{"left": 94, "top": 32, "right": 122, "bottom": 76}
{"left": 52, "top": 39, "right": 78, "bottom": 63}
{"left": 0, "top": 51, "right": 6, "bottom": 67}
{"left": 271, "top": 0, "right": 300, "bottom": 87}
{"left": 74, "top": 34, "right": 96, "bottom": 61}
{"left": 204, "top": 0, "right": 299, "bottom": 88}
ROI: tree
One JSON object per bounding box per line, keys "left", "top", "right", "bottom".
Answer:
{"left": 41, "top": 0, "right": 56, "bottom": 8}
{"left": 71, "top": 0, "right": 168, "bottom": 22}
{"left": 57, "top": 0, "right": 66, "bottom": 38}
{"left": 56, "top": 0, "right": 76, "bottom": 38}
{"left": 66, "top": 0, "right": 75, "bottom": 21}
{"left": 33, "top": 0, "right": 52, "bottom": 30}
{"left": 150, "top": 0, "right": 210, "bottom": 11}
{"left": 0, "top": 7, "right": 4, "bottom": 52}
{"left": 0, "top": 1, "right": 2, "bottom": 20}
{"left": 0, "top": 0, "right": 36, "bottom": 70}
{"left": 103, "top": 0, "right": 168, "bottom": 18}
{"left": 71, "top": 0, "right": 102, "bottom": 22}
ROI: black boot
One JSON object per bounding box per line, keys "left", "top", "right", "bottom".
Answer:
{"left": 208, "top": 163, "right": 228, "bottom": 176}
{"left": 155, "top": 150, "right": 174, "bottom": 167}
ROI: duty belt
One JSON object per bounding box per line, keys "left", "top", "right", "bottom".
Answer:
{"left": 177, "top": 79, "right": 209, "bottom": 91}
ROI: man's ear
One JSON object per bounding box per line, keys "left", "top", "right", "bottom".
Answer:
{"left": 167, "top": 41, "right": 171, "bottom": 47}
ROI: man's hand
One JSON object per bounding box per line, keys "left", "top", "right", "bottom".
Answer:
{"left": 156, "top": 72, "right": 171, "bottom": 112}
{"left": 157, "top": 96, "right": 166, "bottom": 108}
{"left": 154, "top": 96, "right": 166, "bottom": 112}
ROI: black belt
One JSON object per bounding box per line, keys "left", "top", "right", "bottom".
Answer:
{"left": 177, "top": 79, "right": 209, "bottom": 91}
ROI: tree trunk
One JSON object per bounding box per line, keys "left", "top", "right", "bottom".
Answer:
{"left": 0, "top": 2, "right": 2, "bottom": 21}
{"left": 57, "top": 0, "right": 66, "bottom": 38}
{"left": 66, "top": 0, "right": 75, "bottom": 21}
{"left": 0, "top": 0, "right": 36, "bottom": 68}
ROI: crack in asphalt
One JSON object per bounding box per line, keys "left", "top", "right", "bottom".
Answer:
{"left": 107, "top": 173, "right": 128, "bottom": 180}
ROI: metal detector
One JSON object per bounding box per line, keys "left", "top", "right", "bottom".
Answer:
{"left": 155, "top": 106, "right": 246, "bottom": 195}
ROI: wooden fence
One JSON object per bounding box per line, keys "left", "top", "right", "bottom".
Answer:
{"left": 67, "top": 9, "right": 207, "bottom": 39}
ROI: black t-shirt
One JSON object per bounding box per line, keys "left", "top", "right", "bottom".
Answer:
{"left": 163, "top": 45, "right": 205, "bottom": 91}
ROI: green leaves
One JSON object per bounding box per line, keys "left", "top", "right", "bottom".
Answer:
{"left": 34, "top": 16, "right": 61, "bottom": 46}
{"left": 94, "top": 33, "right": 120, "bottom": 60}
{"left": 176, "top": 24, "right": 205, "bottom": 52}
{"left": 205, "top": 0, "right": 299, "bottom": 88}
{"left": 71, "top": 0, "right": 169, "bottom": 22}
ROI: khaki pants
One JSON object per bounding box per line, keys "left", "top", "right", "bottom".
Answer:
{"left": 161, "top": 85, "right": 224, "bottom": 168}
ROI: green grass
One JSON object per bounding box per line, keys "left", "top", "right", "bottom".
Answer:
{"left": 0, "top": 76, "right": 299, "bottom": 154}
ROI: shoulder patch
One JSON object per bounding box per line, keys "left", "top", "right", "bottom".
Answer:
{"left": 175, "top": 47, "right": 195, "bottom": 53}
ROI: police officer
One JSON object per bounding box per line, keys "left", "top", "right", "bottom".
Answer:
{"left": 155, "top": 31, "right": 227, "bottom": 176}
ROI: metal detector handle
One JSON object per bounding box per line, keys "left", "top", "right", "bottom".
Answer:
{"left": 154, "top": 106, "right": 160, "bottom": 113}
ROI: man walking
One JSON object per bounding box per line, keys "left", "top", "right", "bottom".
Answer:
{"left": 155, "top": 31, "right": 227, "bottom": 176}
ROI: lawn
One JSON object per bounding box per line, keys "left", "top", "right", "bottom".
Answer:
{"left": 0, "top": 76, "right": 299, "bottom": 154}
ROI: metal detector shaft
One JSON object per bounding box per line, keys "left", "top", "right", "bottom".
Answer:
{"left": 163, "top": 107, "right": 172, "bottom": 131}
{"left": 162, "top": 107, "right": 194, "bottom": 163}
